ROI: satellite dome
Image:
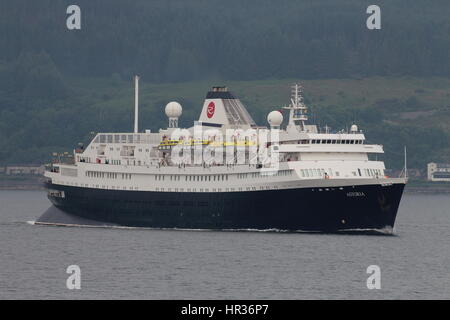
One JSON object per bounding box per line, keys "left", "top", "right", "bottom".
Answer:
{"left": 267, "top": 110, "right": 283, "bottom": 127}
{"left": 350, "top": 124, "right": 358, "bottom": 132}
{"left": 165, "top": 101, "right": 182, "bottom": 118}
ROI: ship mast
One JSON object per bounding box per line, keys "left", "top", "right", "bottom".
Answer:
{"left": 283, "top": 83, "right": 308, "bottom": 132}
{"left": 134, "top": 75, "right": 139, "bottom": 133}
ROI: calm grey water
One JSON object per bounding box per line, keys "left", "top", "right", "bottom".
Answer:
{"left": 0, "top": 190, "right": 449, "bottom": 299}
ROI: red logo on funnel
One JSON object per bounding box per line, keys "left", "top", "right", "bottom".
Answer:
{"left": 207, "top": 102, "right": 215, "bottom": 118}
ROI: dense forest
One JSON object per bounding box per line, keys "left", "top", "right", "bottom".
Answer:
{"left": 2, "top": 0, "right": 450, "bottom": 80}
{"left": 0, "top": 0, "right": 450, "bottom": 169}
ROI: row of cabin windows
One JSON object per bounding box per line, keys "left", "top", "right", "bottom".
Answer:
{"left": 95, "top": 134, "right": 153, "bottom": 144}
{"left": 352, "top": 168, "right": 383, "bottom": 177}
{"left": 311, "top": 139, "right": 363, "bottom": 144}
{"left": 104, "top": 147, "right": 149, "bottom": 152}
{"left": 85, "top": 170, "right": 296, "bottom": 182}
{"left": 237, "top": 170, "right": 293, "bottom": 179}
{"left": 301, "top": 168, "right": 383, "bottom": 178}
{"left": 364, "top": 168, "right": 383, "bottom": 177}
{"left": 85, "top": 171, "right": 131, "bottom": 179}
{"left": 96, "top": 146, "right": 150, "bottom": 153}
{"left": 155, "top": 174, "right": 229, "bottom": 182}
{"left": 85, "top": 168, "right": 383, "bottom": 181}
{"left": 95, "top": 134, "right": 364, "bottom": 145}
{"left": 283, "top": 140, "right": 363, "bottom": 145}
{"left": 156, "top": 171, "right": 293, "bottom": 182}
{"left": 300, "top": 168, "right": 331, "bottom": 178}
{"left": 188, "top": 175, "right": 227, "bottom": 182}
{"left": 155, "top": 186, "right": 276, "bottom": 193}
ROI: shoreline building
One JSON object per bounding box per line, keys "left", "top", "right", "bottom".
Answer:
{"left": 5, "top": 165, "right": 45, "bottom": 175}
{"left": 427, "top": 163, "right": 450, "bottom": 182}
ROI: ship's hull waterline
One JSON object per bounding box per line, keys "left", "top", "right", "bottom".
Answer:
{"left": 40, "top": 181, "right": 405, "bottom": 233}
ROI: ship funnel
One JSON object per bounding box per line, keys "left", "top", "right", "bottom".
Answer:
{"left": 198, "top": 86, "right": 256, "bottom": 127}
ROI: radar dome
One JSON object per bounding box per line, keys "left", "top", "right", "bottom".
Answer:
{"left": 267, "top": 110, "right": 283, "bottom": 127}
{"left": 165, "top": 101, "right": 182, "bottom": 118}
{"left": 350, "top": 124, "right": 358, "bottom": 132}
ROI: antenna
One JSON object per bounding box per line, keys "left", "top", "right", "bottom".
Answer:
{"left": 134, "top": 75, "right": 139, "bottom": 133}
{"left": 283, "top": 83, "right": 308, "bottom": 132}
{"left": 404, "top": 146, "right": 408, "bottom": 180}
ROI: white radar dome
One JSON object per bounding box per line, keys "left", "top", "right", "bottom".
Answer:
{"left": 267, "top": 110, "right": 283, "bottom": 127}
{"left": 350, "top": 124, "right": 358, "bottom": 132}
{"left": 165, "top": 101, "right": 182, "bottom": 118}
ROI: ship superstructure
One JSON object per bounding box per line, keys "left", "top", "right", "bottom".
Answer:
{"left": 42, "top": 80, "right": 406, "bottom": 232}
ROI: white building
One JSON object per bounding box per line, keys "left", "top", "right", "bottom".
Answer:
{"left": 5, "top": 165, "right": 45, "bottom": 175}
{"left": 427, "top": 163, "right": 450, "bottom": 181}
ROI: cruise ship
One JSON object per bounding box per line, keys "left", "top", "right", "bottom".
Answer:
{"left": 39, "top": 77, "right": 407, "bottom": 232}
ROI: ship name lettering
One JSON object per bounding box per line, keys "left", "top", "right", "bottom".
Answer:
{"left": 346, "top": 191, "right": 365, "bottom": 197}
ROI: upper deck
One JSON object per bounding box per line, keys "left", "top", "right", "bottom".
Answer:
{"left": 51, "top": 84, "right": 386, "bottom": 171}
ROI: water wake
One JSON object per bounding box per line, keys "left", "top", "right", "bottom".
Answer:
{"left": 34, "top": 206, "right": 395, "bottom": 235}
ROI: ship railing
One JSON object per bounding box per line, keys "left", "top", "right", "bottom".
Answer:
{"left": 93, "top": 133, "right": 161, "bottom": 145}
{"left": 50, "top": 152, "right": 75, "bottom": 166}
{"left": 158, "top": 139, "right": 257, "bottom": 148}
{"left": 120, "top": 151, "right": 135, "bottom": 157}
{"left": 45, "top": 164, "right": 60, "bottom": 173}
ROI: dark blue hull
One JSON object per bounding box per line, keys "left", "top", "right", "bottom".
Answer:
{"left": 41, "top": 181, "right": 405, "bottom": 232}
